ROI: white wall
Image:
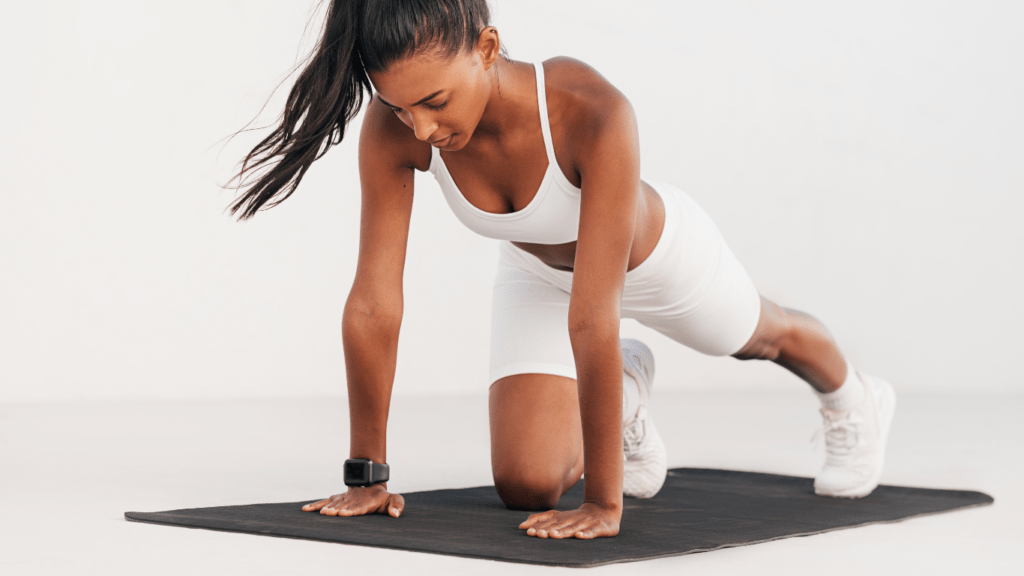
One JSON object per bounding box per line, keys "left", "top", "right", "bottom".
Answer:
{"left": 1, "top": 0, "right": 1021, "bottom": 401}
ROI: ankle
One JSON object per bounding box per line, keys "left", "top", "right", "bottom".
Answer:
{"left": 815, "top": 361, "right": 866, "bottom": 411}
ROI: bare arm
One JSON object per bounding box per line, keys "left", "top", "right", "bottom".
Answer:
{"left": 521, "top": 61, "right": 642, "bottom": 539}
{"left": 572, "top": 93, "right": 640, "bottom": 514}
{"left": 344, "top": 99, "right": 419, "bottom": 465}
{"left": 303, "top": 98, "right": 428, "bottom": 518}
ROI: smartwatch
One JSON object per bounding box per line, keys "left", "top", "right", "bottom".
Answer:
{"left": 344, "top": 458, "right": 390, "bottom": 487}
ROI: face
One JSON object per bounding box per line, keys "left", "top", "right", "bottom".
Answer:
{"left": 368, "top": 42, "right": 496, "bottom": 152}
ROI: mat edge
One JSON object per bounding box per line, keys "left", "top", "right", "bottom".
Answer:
{"left": 123, "top": 498, "right": 994, "bottom": 569}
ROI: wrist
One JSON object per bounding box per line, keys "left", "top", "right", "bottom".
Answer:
{"left": 583, "top": 498, "right": 623, "bottom": 514}
{"left": 344, "top": 458, "right": 390, "bottom": 487}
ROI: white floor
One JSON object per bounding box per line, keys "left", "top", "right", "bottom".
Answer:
{"left": 2, "top": 389, "right": 1020, "bottom": 575}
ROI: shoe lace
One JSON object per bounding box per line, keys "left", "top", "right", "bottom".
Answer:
{"left": 812, "top": 408, "right": 865, "bottom": 465}
{"left": 622, "top": 406, "right": 647, "bottom": 457}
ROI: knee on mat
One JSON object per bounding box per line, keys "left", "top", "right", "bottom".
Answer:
{"left": 493, "top": 468, "right": 563, "bottom": 511}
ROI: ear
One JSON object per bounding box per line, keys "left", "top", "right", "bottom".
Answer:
{"left": 477, "top": 26, "right": 501, "bottom": 71}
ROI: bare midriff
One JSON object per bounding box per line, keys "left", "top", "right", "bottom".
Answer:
{"left": 511, "top": 180, "right": 665, "bottom": 273}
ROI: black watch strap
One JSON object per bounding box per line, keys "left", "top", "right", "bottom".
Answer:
{"left": 344, "top": 458, "right": 390, "bottom": 487}
{"left": 371, "top": 461, "right": 390, "bottom": 484}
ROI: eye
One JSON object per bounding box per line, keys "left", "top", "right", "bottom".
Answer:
{"left": 390, "top": 106, "right": 403, "bottom": 114}
{"left": 427, "top": 100, "right": 449, "bottom": 112}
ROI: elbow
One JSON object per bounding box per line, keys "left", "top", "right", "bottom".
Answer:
{"left": 343, "top": 295, "right": 403, "bottom": 336}
{"left": 566, "top": 309, "right": 619, "bottom": 344}
{"left": 567, "top": 315, "right": 596, "bottom": 340}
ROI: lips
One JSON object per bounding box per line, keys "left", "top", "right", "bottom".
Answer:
{"left": 431, "top": 134, "right": 454, "bottom": 148}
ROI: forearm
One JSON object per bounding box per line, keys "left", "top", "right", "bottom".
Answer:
{"left": 570, "top": 324, "right": 625, "bottom": 513}
{"left": 342, "top": 296, "right": 402, "bottom": 463}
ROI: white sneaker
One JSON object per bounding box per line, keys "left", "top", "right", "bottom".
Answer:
{"left": 620, "top": 339, "right": 668, "bottom": 499}
{"left": 814, "top": 373, "right": 897, "bottom": 498}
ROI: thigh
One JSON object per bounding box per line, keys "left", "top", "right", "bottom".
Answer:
{"left": 488, "top": 373, "right": 584, "bottom": 500}
{"left": 488, "top": 243, "right": 584, "bottom": 505}
{"left": 622, "top": 183, "right": 762, "bottom": 357}
{"left": 489, "top": 242, "right": 577, "bottom": 384}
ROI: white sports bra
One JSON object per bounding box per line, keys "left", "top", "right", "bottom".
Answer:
{"left": 427, "top": 62, "right": 582, "bottom": 244}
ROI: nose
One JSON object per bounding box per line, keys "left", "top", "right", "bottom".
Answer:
{"left": 410, "top": 112, "right": 438, "bottom": 143}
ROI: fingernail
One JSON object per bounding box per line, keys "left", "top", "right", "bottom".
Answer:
{"left": 551, "top": 530, "right": 559, "bottom": 535}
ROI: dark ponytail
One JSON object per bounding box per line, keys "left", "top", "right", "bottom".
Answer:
{"left": 228, "top": 0, "right": 496, "bottom": 220}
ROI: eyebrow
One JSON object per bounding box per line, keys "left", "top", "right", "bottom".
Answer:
{"left": 377, "top": 90, "right": 444, "bottom": 109}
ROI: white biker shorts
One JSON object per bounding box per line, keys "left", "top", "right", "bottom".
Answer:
{"left": 488, "top": 181, "right": 762, "bottom": 385}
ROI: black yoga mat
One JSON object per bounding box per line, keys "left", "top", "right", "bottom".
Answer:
{"left": 125, "top": 468, "right": 992, "bottom": 567}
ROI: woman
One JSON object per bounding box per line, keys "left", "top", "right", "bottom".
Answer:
{"left": 230, "top": 0, "right": 897, "bottom": 540}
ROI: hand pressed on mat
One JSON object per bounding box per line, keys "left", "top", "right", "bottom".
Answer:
{"left": 519, "top": 502, "right": 621, "bottom": 539}
{"left": 301, "top": 484, "right": 405, "bottom": 518}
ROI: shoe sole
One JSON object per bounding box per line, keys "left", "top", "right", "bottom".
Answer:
{"left": 815, "top": 373, "right": 897, "bottom": 498}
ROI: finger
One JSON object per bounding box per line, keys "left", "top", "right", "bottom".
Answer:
{"left": 519, "top": 510, "right": 558, "bottom": 530}
{"left": 524, "top": 517, "right": 560, "bottom": 536}
{"left": 385, "top": 493, "right": 405, "bottom": 518}
{"left": 302, "top": 498, "right": 331, "bottom": 512}
{"left": 320, "top": 494, "right": 350, "bottom": 516}
{"left": 336, "top": 493, "right": 386, "bottom": 517}
{"left": 528, "top": 516, "right": 561, "bottom": 537}
{"left": 574, "top": 521, "right": 619, "bottom": 539}
{"left": 539, "top": 518, "right": 580, "bottom": 538}
{"left": 528, "top": 514, "right": 567, "bottom": 538}
{"left": 545, "top": 518, "right": 583, "bottom": 539}
{"left": 555, "top": 514, "right": 602, "bottom": 539}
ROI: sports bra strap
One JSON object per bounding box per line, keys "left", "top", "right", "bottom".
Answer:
{"left": 533, "top": 62, "right": 559, "bottom": 165}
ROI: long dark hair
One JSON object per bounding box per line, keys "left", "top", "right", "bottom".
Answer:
{"left": 228, "top": 0, "right": 495, "bottom": 220}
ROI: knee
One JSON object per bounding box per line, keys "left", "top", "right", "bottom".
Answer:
{"left": 733, "top": 299, "right": 798, "bottom": 361}
{"left": 493, "top": 467, "right": 564, "bottom": 511}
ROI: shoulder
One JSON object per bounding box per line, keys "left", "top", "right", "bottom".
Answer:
{"left": 540, "top": 57, "right": 637, "bottom": 160}
{"left": 359, "top": 97, "right": 432, "bottom": 173}
{"left": 542, "top": 57, "right": 634, "bottom": 125}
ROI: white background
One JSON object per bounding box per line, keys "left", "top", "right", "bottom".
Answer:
{"left": 2, "top": 0, "right": 1022, "bottom": 402}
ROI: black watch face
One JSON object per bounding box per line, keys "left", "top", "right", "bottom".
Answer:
{"left": 345, "top": 461, "right": 369, "bottom": 483}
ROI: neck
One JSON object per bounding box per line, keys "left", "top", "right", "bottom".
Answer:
{"left": 472, "top": 59, "right": 539, "bottom": 140}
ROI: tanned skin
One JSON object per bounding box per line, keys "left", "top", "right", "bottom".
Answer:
{"left": 301, "top": 27, "right": 849, "bottom": 539}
